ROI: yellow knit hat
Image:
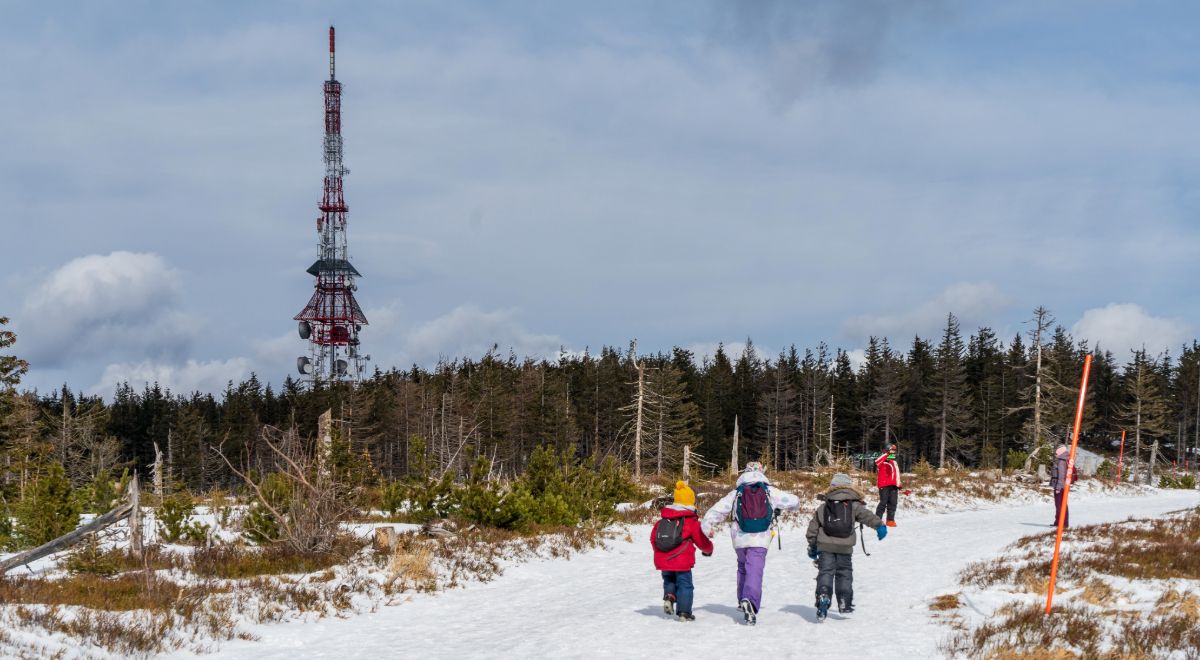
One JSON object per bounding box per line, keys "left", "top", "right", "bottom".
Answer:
{"left": 673, "top": 480, "right": 695, "bottom": 507}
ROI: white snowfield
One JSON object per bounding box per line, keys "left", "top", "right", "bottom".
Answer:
{"left": 189, "top": 489, "right": 1199, "bottom": 660}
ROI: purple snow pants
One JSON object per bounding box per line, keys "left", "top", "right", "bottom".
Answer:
{"left": 735, "top": 547, "right": 768, "bottom": 611}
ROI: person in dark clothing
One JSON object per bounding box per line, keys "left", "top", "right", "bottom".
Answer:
{"left": 805, "top": 473, "right": 887, "bottom": 620}
{"left": 1049, "top": 445, "right": 1079, "bottom": 528}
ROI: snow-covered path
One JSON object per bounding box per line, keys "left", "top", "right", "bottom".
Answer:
{"left": 198, "top": 489, "right": 1199, "bottom": 660}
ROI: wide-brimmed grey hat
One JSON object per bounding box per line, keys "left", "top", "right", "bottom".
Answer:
{"left": 830, "top": 473, "right": 853, "bottom": 488}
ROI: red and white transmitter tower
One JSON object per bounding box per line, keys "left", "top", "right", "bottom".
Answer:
{"left": 295, "top": 26, "right": 369, "bottom": 383}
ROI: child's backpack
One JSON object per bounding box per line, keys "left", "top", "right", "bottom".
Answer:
{"left": 821, "top": 499, "right": 855, "bottom": 538}
{"left": 735, "top": 482, "right": 773, "bottom": 533}
{"left": 653, "top": 516, "right": 685, "bottom": 552}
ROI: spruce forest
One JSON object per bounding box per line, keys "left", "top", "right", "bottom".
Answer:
{"left": 3, "top": 308, "right": 1199, "bottom": 497}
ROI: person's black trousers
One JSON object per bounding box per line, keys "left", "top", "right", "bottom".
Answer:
{"left": 815, "top": 551, "right": 854, "bottom": 608}
{"left": 875, "top": 485, "right": 898, "bottom": 522}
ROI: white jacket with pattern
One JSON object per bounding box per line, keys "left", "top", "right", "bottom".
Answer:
{"left": 701, "top": 470, "right": 801, "bottom": 550}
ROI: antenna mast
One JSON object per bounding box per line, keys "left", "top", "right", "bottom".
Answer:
{"left": 294, "top": 25, "right": 369, "bottom": 384}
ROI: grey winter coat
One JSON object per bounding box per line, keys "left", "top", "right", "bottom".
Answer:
{"left": 805, "top": 487, "right": 883, "bottom": 555}
{"left": 1049, "top": 455, "right": 1075, "bottom": 493}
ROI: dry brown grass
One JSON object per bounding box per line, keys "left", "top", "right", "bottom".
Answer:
{"left": 385, "top": 536, "right": 436, "bottom": 593}
{"left": 1079, "top": 578, "right": 1119, "bottom": 607}
{"left": 959, "top": 558, "right": 1014, "bottom": 589}
{"left": 1155, "top": 588, "right": 1200, "bottom": 618}
{"left": 11, "top": 604, "right": 174, "bottom": 656}
{"left": 190, "top": 537, "right": 363, "bottom": 579}
{"left": 947, "top": 508, "right": 1200, "bottom": 660}
{"left": 946, "top": 603, "right": 1104, "bottom": 658}
{"left": 0, "top": 573, "right": 208, "bottom": 611}
{"left": 930, "top": 593, "right": 962, "bottom": 611}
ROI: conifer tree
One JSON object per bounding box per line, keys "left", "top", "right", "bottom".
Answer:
{"left": 758, "top": 349, "right": 801, "bottom": 470}
{"left": 645, "top": 363, "right": 701, "bottom": 475}
{"left": 965, "top": 327, "right": 1004, "bottom": 467}
{"left": 862, "top": 337, "right": 904, "bottom": 455}
{"left": 925, "top": 314, "right": 973, "bottom": 468}
{"left": 1120, "top": 349, "right": 1172, "bottom": 484}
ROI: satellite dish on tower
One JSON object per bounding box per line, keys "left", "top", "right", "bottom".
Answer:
{"left": 297, "top": 357, "right": 313, "bottom": 375}
{"left": 298, "top": 321, "right": 312, "bottom": 340}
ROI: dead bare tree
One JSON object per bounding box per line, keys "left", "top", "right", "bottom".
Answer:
{"left": 216, "top": 423, "right": 358, "bottom": 555}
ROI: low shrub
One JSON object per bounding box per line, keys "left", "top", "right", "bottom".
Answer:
{"left": 12, "top": 463, "right": 81, "bottom": 548}
{"left": 0, "top": 573, "right": 187, "bottom": 611}
{"left": 1158, "top": 474, "right": 1197, "bottom": 489}
{"left": 391, "top": 440, "right": 638, "bottom": 531}
{"left": 65, "top": 535, "right": 123, "bottom": 577}
{"left": 0, "top": 500, "right": 13, "bottom": 550}
{"left": 190, "top": 539, "right": 360, "bottom": 579}
{"left": 156, "top": 491, "right": 210, "bottom": 544}
{"left": 241, "top": 472, "right": 290, "bottom": 545}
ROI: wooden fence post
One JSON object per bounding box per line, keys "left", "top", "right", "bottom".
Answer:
{"left": 129, "top": 473, "right": 143, "bottom": 560}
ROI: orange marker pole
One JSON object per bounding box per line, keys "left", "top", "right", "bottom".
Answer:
{"left": 1045, "top": 353, "right": 1092, "bottom": 615}
{"left": 1116, "top": 430, "right": 1126, "bottom": 483}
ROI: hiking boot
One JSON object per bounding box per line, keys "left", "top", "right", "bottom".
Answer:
{"left": 816, "top": 594, "right": 831, "bottom": 621}
{"left": 837, "top": 598, "right": 854, "bottom": 614}
{"left": 662, "top": 595, "right": 675, "bottom": 615}
{"left": 677, "top": 612, "right": 695, "bottom": 622}
{"left": 739, "top": 599, "right": 757, "bottom": 626}
{"left": 886, "top": 520, "right": 897, "bottom": 527}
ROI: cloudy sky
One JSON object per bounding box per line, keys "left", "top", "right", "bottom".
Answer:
{"left": 3, "top": 1, "right": 1198, "bottom": 397}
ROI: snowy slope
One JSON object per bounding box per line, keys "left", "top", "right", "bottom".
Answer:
{"left": 178, "top": 489, "right": 1199, "bottom": 660}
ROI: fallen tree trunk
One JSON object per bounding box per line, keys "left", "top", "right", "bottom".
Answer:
{"left": 0, "top": 502, "right": 134, "bottom": 576}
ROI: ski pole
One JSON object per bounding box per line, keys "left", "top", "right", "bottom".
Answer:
{"left": 859, "top": 523, "right": 871, "bottom": 557}
{"left": 773, "top": 508, "right": 781, "bottom": 550}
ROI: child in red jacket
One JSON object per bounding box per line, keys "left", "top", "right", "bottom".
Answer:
{"left": 651, "top": 481, "right": 714, "bottom": 621}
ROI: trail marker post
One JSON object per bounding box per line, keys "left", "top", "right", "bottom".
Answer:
{"left": 1045, "top": 353, "right": 1093, "bottom": 615}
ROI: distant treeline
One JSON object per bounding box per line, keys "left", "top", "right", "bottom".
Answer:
{"left": 2, "top": 308, "right": 1198, "bottom": 494}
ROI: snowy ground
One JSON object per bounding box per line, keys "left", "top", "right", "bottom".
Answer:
{"left": 186, "top": 488, "right": 1199, "bottom": 660}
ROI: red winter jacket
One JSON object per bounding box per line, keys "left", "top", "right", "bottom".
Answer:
{"left": 875, "top": 453, "right": 901, "bottom": 488}
{"left": 651, "top": 505, "right": 714, "bottom": 571}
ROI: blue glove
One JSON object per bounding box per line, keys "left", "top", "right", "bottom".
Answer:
{"left": 876, "top": 525, "right": 888, "bottom": 541}
{"left": 807, "top": 546, "right": 818, "bottom": 560}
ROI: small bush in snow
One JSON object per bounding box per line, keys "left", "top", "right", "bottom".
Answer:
{"left": 12, "top": 462, "right": 80, "bottom": 548}
{"left": 242, "top": 472, "right": 290, "bottom": 545}
{"left": 0, "top": 501, "right": 12, "bottom": 550}
{"left": 65, "top": 535, "right": 122, "bottom": 577}
{"left": 1158, "top": 473, "right": 1197, "bottom": 490}
{"left": 156, "top": 491, "right": 210, "bottom": 544}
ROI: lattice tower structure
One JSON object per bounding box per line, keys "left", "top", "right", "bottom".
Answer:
{"left": 294, "top": 26, "right": 369, "bottom": 383}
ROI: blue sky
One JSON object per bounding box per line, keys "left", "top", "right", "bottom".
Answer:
{"left": 2, "top": 1, "right": 1198, "bottom": 396}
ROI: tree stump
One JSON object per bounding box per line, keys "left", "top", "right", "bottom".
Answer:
{"left": 374, "top": 526, "right": 396, "bottom": 553}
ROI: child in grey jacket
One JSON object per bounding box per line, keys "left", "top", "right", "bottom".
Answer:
{"left": 805, "top": 473, "right": 887, "bottom": 620}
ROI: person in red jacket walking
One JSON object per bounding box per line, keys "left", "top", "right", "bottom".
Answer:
{"left": 651, "top": 481, "right": 714, "bottom": 621}
{"left": 874, "top": 444, "right": 901, "bottom": 527}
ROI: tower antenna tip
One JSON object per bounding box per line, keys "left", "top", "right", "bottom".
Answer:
{"left": 329, "top": 25, "right": 335, "bottom": 53}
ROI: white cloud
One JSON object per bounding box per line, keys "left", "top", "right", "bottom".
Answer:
{"left": 19, "top": 252, "right": 197, "bottom": 367}
{"left": 403, "top": 304, "right": 564, "bottom": 366}
{"left": 1072, "top": 303, "right": 1192, "bottom": 357}
{"left": 845, "top": 348, "right": 867, "bottom": 371}
{"left": 844, "top": 282, "right": 1012, "bottom": 341}
{"left": 91, "top": 357, "right": 250, "bottom": 397}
